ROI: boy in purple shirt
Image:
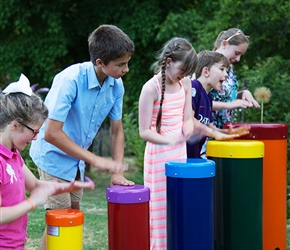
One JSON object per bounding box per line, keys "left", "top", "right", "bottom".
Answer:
{"left": 187, "top": 50, "right": 250, "bottom": 158}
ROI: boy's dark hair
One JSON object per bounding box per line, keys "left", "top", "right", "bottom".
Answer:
{"left": 195, "top": 50, "right": 229, "bottom": 78}
{"left": 88, "top": 24, "right": 135, "bottom": 65}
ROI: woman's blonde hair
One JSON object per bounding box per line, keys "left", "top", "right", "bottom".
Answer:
{"left": 213, "top": 28, "right": 250, "bottom": 51}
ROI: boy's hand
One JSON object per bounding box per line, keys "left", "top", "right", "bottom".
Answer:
{"left": 212, "top": 130, "right": 240, "bottom": 141}
{"left": 110, "top": 173, "right": 135, "bottom": 186}
{"left": 112, "top": 163, "right": 129, "bottom": 173}
{"left": 228, "top": 123, "right": 250, "bottom": 136}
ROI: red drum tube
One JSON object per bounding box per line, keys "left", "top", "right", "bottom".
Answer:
{"left": 106, "top": 184, "right": 150, "bottom": 250}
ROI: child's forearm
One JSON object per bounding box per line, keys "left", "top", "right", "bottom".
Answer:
{"left": 140, "top": 129, "right": 174, "bottom": 145}
{"left": 0, "top": 199, "right": 34, "bottom": 225}
{"left": 213, "top": 99, "right": 252, "bottom": 110}
{"left": 193, "top": 121, "right": 212, "bottom": 138}
{"left": 212, "top": 101, "right": 231, "bottom": 111}
{"left": 183, "top": 118, "right": 194, "bottom": 138}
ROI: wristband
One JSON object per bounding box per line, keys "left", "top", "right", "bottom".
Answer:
{"left": 26, "top": 198, "right": 35, "bottom": 211}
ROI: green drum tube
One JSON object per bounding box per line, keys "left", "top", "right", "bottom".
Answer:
{"left": 207, "top": 140, "right": 264, "bottom": 250}
{"left": 223, "top": 123, "right": 288, "bottom": 250}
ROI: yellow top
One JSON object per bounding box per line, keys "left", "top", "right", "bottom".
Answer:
{"left": 206, "top": 140, "right": 264, "bottom": 159}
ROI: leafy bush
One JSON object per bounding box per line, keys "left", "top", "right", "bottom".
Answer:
{"left": 235, "top": 56, "right": 289, "bottom": 121}
{"left": 123, "top": 101, "right": 145, "bottom": 184}
{"left": 20, "top": 145, "right": 39, "bottom": 178}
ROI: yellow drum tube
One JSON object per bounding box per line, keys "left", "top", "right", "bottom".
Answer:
{"left": 46, "top": 209, "right": 84, "bottom": 250}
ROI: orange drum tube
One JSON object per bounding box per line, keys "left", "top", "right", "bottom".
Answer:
{"left": 46, "top": 209, "right": 84, "bottom": 250}
{"left": 224, "top": 123, "right": 288, "bottom": 250}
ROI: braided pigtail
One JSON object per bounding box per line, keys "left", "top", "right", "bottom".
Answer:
{"left": 156, "top": 56, "right": 167, "bottom": 133}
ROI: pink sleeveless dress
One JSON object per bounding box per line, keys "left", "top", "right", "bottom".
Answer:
{"left": 144, "top": 75, "right": 187, "bottom": 250}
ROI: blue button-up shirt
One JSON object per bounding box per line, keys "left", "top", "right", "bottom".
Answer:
{"left": 30, "top": 62, "right": 124, "bottom": 181}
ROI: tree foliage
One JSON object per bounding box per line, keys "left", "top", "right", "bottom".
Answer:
{"left": 1, "top": 0, "right": 290, "bottom": 168}
{"left": 237, "top": 56, "right": 290, "bottom": 123}
{"left": 1, "top": 0, "right": 289, "bottom": 103}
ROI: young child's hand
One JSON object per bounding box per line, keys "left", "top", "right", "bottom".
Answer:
{"left": 186, "top": 133, "right": 203, "bottom": 145}
{"left": 54, "top": 179, "right": 95, "bottom": 193}
{"left": 28, "top": 179, "right": 95, "bottom": 208}
{"left": 228, "top": 99, "right": 253, "bottom": 109}
{"left": 212, "top": 130, "right": 240, "bottom": 141}
{"left": 168, "top": 136, "right": 188, "bottom": 146}
{"left": 241, "top": 90, "right": 260, "bottom": 108}
{"left": 182, "top": 124, "right": 194, "bottom": 140}
{"left": 227, "top": 123, "right": 250, "bottom": 136}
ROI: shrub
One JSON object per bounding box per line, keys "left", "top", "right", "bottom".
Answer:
{"left": 123, "top": 101, "right": 145, "bottom": 184}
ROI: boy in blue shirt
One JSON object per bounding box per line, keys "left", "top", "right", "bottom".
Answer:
{"left": 187, "top": 50, "right": 250, "bottom": 158}
{"left": 30, "top": 24, "right": 135, "bottom": 249}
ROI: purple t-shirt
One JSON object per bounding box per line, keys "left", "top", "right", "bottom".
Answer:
{"left": 187, "top": 79, "right": 213, "bottom": 158}
{"left": 0, "top": 144, "right": 27, "bottom": 249}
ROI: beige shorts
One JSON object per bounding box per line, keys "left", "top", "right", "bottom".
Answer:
{"left": 38, "top": 168, "right": 83, "bottom": 210}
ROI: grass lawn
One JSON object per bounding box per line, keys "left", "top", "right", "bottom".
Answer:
{"left": 25, "top": 172, "right": 110, "bottom": 250}
{"left": 25, "top": 158, "right": 137, "bottom": 250}
{"left": 25, "top": 157, "right": 290, "bottom": 249}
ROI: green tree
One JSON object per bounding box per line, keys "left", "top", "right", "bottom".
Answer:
{"left": 0, "top": 0, "right": 69, "bottom": 85}
{"left": 1, "top": 0, "right": 290, "bottom": 180}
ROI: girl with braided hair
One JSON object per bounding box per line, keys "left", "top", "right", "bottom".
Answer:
{"left": 138, "top": 37, "right": 198, "bottom": 250}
